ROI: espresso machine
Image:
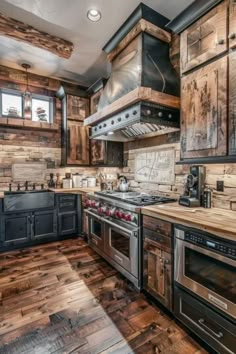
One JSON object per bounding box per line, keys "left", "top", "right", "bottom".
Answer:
{"left": 179, "top": 165, "right": 206, "bottom": 207}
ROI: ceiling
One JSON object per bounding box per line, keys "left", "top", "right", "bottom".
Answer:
{"left": 0, "top": 0, "right": 194, "bottom": 87}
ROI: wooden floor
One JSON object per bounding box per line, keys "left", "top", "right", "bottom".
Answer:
{"left": 0, "top": 238, "right": 208, "bottom": 354}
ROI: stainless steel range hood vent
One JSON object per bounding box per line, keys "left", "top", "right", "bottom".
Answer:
{"left": 84, "top": 3, "right": 180, "bottom": 141}
{"left": 91, "top": 102, "right": 179, "bottom": 141}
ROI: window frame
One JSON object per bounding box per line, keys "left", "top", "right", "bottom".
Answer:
{"left": 31, "top": 93, "right": 54, "bottom": 123}
{"left": 0, "top": 88, "right": 24, "bottom": 118}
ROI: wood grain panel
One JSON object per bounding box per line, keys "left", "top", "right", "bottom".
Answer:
{"left": 180, "top": 0, "right": 228, "bottom": 74}
{"left": 181, "top": 56, "right": 227, "bottom": 159}
{"left": 67, "top": 121, "right": 90, "bottom": 165}
{"left": 229, "top": 51, "right": 236, "bottom": 155}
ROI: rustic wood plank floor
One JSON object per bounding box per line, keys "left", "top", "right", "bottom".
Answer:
{"left": 0, "top": 238, "right": 208, "bottom": 354}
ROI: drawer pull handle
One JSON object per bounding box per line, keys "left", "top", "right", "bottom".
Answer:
{"left": 198, "top": 318, "right": 223, "bottom": 339}
{"left": 114, "top": 254, "right": 123, "bottom": 263}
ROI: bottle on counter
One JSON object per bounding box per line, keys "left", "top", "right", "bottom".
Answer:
{"left": 63, "top": 173, "right": 72, "bottom": 189}
{"left": 203, "top": 187, "right": 212, "bottom": 208}
{"left": 48, "top": 173, "right": 55, "bottom": 188}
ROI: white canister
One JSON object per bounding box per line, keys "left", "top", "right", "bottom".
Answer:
{"left": 63, "top": 178, "right": 72, "bottom": 189}
{"left": 81, "top": 178, "right": 88, "bottom": 188}
{"left": 72, "top": 173, "right": 82, "bottom": 188}
{"left": 87, "top": 176, "right": 96, "bottom": 187}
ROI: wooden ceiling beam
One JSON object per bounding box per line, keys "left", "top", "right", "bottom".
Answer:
{"left": 0, "top": 12, "right": 73, "bottom": 59}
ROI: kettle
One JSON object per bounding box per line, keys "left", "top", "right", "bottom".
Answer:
{"left": 118, "top": 175, "right": 129, "bottom": 192}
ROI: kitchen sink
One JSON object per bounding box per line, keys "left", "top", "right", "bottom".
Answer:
{"left": 4, "top": 191, "right": 55, "bottom": 212}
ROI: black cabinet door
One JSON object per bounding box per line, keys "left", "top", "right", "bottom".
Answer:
{"left": 32, "top": 210, "right": 57, "bottom": 240}
{"left": 58, "top": 212, "right": 77, "bottom": 236}
{"left": 106, "top": 141, "right": 123, "bottom": 167}
{"left": 0, "top": 213, "right": 31, "bottom": 247}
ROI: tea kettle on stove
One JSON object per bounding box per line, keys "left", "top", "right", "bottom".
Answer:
{"left": 117, "top": 175, "right": 129, "bottom": 192}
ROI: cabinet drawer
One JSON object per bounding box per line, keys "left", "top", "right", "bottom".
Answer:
{"left": 143, "top": 228, "right": 171, "bottom": 252}
{"left": 143, "top": 216, "right": 172, "bottom": 237}
{"left": 180, "top": 0, "right": 227, "bottom": 74}
{"left": 174, "top": 287, "right": 236, "bottom": 354}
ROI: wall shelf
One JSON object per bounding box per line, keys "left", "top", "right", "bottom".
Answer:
{"left": 0, "top": 117, "right": 59, "bottom": 131}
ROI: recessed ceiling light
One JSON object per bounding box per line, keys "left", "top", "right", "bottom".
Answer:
{"left": 87, "top": 9, "right": 102, "bottom": 22}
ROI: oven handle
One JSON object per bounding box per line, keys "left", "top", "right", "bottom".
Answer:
{"left": 198, "top": 318, "right": 223, "bottom": 339}
{"left": 85, "top": 209, "right": 103, "bottom": 221}
{"left": 104, "top": 218, "right": 139, "bottom": 235}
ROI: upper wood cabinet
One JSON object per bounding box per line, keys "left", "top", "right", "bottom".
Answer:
{"left": 67, "top": 95, "right": 89, "bottom": 121}
{"left": 180, "top": 0, "right": 227, "bottom": 74}
{"left": 181, "top": 56, "right": 227, "bottom": 159}
{"left": 67, "top": 121, "right": 90, "bottom": 165}
{"left": 90, "top": 90, "right": 102, "bottom": 115}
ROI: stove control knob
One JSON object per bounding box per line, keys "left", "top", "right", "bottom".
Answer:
{"left": 114, "top": 209, "right": 120, "bottom": 218}
{"left": 85, "top": 199, "right": 91, "bottom": 207}
{"left": 101, "top": 206, "right": 107, "bottom": 214}
{"left": 125, "top": 213, "right": 136, "bottom": 222}
{"left": 124, "top": 213, "right": 132, "bottom": 221}
{"left": 118, "top": 211, "right": 125, "bottom": 219}
{"left": 106, "top": 208, "right": 111, "bottom": 216}
{"left": 91, "top": 200, "right": 96, "bottom": 207}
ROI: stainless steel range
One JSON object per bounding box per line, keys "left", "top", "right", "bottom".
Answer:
{"left": 85, "top": 191, "right": 176, "bottom": 289}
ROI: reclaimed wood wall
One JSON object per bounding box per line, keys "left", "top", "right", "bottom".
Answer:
{"left": 0, "top": 65, "right": 97, "bottom": 190}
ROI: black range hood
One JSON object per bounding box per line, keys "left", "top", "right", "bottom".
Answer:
{"left": 84, "top": 3, "right": 180, "bottom": 141}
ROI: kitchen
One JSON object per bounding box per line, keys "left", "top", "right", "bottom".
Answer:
{"left": 0, "top": 0, "right": 235, "bottom": 353}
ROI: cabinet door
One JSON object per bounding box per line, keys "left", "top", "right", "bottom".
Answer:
{"left": 106, "top": 141, "right": 123, "bottom": 167}
{"left": 91, "top": 140, "right": 106, "bottom": 165}
{"left": 229, "top": 0, "right": 236, "bottom": 49}
{"left": 0, "top": 213, "right": 31, "bottom": 247}
{"left": 58, "top": 212, "right": 77, "bottom": 236}
{"left": 229, "top": 51, "right": 236, "bottom": 155}
{"left": 67, "top": 121, "right": 90, "bottom": 165}
{"left": 90, "top": 90, "right": 102, "bottom": 115}
{"left": 32, "top": 210, "right": 57, "bottom": 240}
{"left": 180, "top": 1, "right": 227, "bottom": 74}
{"left": 143, "top": 239, "right": 172, "bottom": 310}
{"left": 181, "top": 56, "right": 227, "bottom": 159}
{"left": 67, "top": 95, "right": 89, "bottom": 121}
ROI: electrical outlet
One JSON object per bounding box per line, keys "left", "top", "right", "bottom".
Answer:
{"left": 216, "top": 180, "right": 224, "bottom": 192}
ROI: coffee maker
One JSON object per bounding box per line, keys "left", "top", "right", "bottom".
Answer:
{"left": 179, "top": 165, "right": 206, "bottom": 207}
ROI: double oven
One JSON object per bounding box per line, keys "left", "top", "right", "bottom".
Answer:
{"left": 174, "top": 225, "right": 236, "bottom": 354}
{"left": 86, "top": 207, "right": 140, "bottom": 288}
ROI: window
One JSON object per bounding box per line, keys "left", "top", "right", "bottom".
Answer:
{"left": 0, "top": 89, "right": 23, "bottom": 118}
{"left": 31, "top": 95, "right": 53, "bottom": 123}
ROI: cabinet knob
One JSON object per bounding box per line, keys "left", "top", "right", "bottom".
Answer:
{"left": 229, "top": 33, "right": 236, "bottom": 40}
{"left": 217, "top": 39, "right": 224, "bottom": 45}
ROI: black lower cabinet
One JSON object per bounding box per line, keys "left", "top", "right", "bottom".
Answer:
{"left": 174, "top": 286, "right": 236, "bottom": 354}
{"left": 0, "top": 213, "right": 31, "bottom": 247}
{"left": 0, "top": 193, "right": 82, "bottom": 251}
{"left": 32, "top": 210, "right": 57, "bottom": 240}
{"left": 58, "top": 212, "right": 77, "bottom": 236}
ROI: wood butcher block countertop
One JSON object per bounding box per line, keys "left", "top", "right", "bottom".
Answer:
{"left": 0, "top": 187, "right": 100, "bottom": 198}
{"left": 49, "top": 187, "right": 100, "bottom": 194}
{"left": 142, "top": 203, "right": 236, "bottom": 241}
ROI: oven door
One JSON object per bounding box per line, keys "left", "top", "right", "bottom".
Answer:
{"left": 175, "top": 238, "right": 236, "bottom": 319}
{"left": 86, "top": 210, "right": 104, "bottom": 250}
{"left": 104, "top": 219, "right": 139, "bottom": 278}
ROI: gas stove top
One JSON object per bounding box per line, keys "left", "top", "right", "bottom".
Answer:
{"left": 95, "top": 191, "right": 176, "bottom": 206}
